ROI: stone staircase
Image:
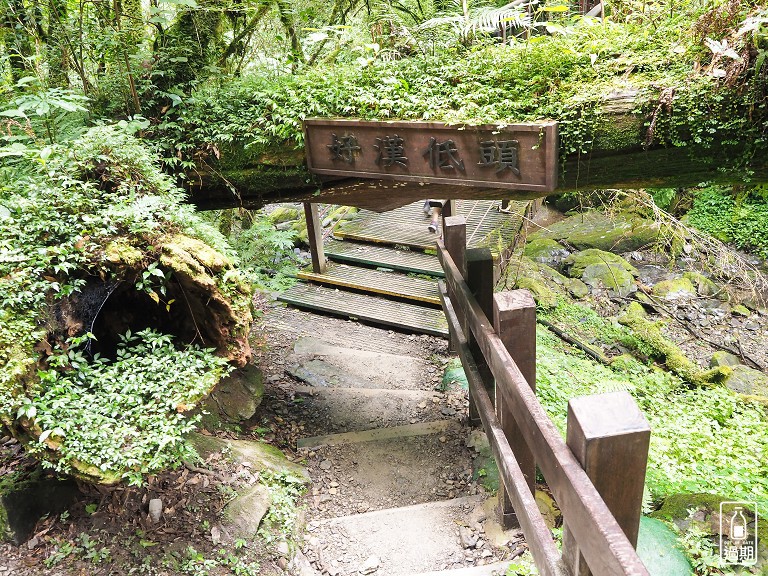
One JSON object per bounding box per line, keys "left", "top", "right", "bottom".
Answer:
{"left": 274, "top": 310, "right": 526, "bottom": 576}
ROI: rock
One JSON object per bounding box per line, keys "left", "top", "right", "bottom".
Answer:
{"left": 563, "top": 249, "right": 638, "bottom": 278}
{"left": 506, "top": 256, "right": 577, "bottom": 308}
{"left": 319, "top": 460, "right": 332, "bottom": 471}
{"left": 535, "top": 490, "right": 561, "bottom": 530}
{"left": 268, "top": 206, "right": 300, "bottom": 224}
{"left": 276, "top": 541, "right": 290, "bottom": 556}
{"left": 459, "top": 526, "right": 478, "bottom": 548}
{"left": 709, "top": 351, "right": 741, "bottom": 368}
{"left": 199, "top": 364, "right": 265, "bottom": 427}
{"left": 529, "top": 209, "right": 660, "bottom": 252}
{"left": 566, "top": 278, "right": 590, "bottom": 299}
{"left": 723, "top": 365, "right": 768, "bottom": 397}
{"left": 651, "top": 277, "right": 696, "bottom": 300}
{"left": 523, "top": 238, "right": 570, "bottom": 267}
{"left": 188, "top": 433, "right": 309, "bottom": 481}
{"left": 222, "top": 484, "right": 271, "bottom": 538}
{"left": 0, "top": 471, "right": 78, "bottom": 544}
{"left": 358, "top": 555, "right": 380, "bottom": 574}
{"left": 636, "top": 517, "right": 693, "bottom": 576}
{"left": 682, "top": 271, "right": 723, "bottom": 299}
{"left": 732, "top": 304, "right": 751, "bottom": 316}
{"left": 148, "top": 499, "right": 163, "bottom": 523}
{"left": 211, "top": 526, "right": 222, "bottom": 545}
{"left": 581, "top": 262, "right": 637, "bottom": 296}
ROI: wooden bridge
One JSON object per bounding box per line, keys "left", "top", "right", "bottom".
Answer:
{"left": 278, "top": 199, "right": 531, "bottom": 337}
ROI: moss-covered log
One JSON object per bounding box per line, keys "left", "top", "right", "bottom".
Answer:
{"left": 0, "top": 126, "right": 253, "bottom": 484}
{"left": 174, "top": 12, "right": 768, "bottom": 211}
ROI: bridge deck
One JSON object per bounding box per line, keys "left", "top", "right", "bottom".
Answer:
{"left": 279, "top": 199, "right": 529, "bottom": 336}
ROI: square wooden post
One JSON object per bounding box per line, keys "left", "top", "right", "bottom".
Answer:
{"left": 562, "top": 391, "right": 651, "bottom": 576}
{"left": 466, "top": 248, "right": 494, "bottom": 425}
{"left": 303, "top": 202, "right": 327, "bottom": 274}
{"left": 493, "top": 290, "right": 537, "bottom": 528}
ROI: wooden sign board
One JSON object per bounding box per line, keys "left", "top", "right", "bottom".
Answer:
{"left": 304, "top": 119, "right": 558, "bottom": 192}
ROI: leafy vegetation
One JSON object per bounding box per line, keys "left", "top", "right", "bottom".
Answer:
{"left": 536, "top": 307, "right": 768, "bottom": 518}
{"left": 687, "top": 185, "right": 768, "bottom": 257}
{"left": 0, "top": 124, "right": 251, "bottom": 483}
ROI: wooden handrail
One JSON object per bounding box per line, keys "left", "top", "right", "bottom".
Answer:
{"left": 437, "top": 240, "right": 650, "bottom": 576}
{"left": 439, "top": 282, "right": 566, "bottom": 576}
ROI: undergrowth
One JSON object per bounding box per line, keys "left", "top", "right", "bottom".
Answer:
{"left": 536, "top": 305, "right": 768, "bottom": 518}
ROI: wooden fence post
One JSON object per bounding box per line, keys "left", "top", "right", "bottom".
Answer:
{"left": 303, "top": 202, "right": 327, "bottom": 274}
{"left": 562, "top": 391, "right": 651, "bottom": 576}
{"left": 493, "top": 290, "right": 537, "bottom": 528}
{"left": 466, "top": 247, "right": 494, "bottom": 426}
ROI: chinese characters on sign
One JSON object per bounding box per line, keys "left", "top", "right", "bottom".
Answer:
{"left": 374, "top": 135, "right": 408, "bottom": 168}
{"left": 327, "top": 133, "right": 361, "bottom": 164}
{"left": 304, "top": 119, "right": 558, "bottom": 192}
{"left": 331, "top": 133, "right": 521, "bottom": 175}
{"left": 719, "top": 501, "right": 759, "bottom": 566}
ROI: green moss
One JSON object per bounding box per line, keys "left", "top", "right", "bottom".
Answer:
{"left": 268, "top": 206, "right": 300, "bottom": 224}
{"left": 563, "top": 249, "right": 638, "bottom": 277}
{"left": 523, "top": 238, "right": 568, "bottom": 264}
{"left": 650, "top": 493, "right": 727, "bottom": 523}
{"left": 682, "top": 271, "right": 722, "bottom": 299}
{"left": 531, "top": 211, "right": 660, "bottom": 253}
{"left": 732, "top": 304, "right": 751, "bottom": 316}
{"left": 503, "top": 257, "right": 576, "bottom": 308}
{"left": 618, "top": 302, "right": 730, "bottom": 386}
{"left": 104, "top": 241, "right": 144, "bottom": 267}
{"left": 651, "top": 277, "right": 696, "bottom": 299}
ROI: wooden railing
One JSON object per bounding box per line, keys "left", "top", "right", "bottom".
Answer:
{"left": 437, "top": 215, "right": 652, "bottom": 576}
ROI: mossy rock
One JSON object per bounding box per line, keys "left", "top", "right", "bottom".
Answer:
{"left": 618, "top": 302, "right": 730, "bottom": 386}
{"left": 563, "top": 249, "right": 638, "bottom": 278}
{"left": 188, "top": 433, "right": 309, "bottom": 482}
{"left": 650, "top": 493, "right": 727, "bottom": 528}
{"left": 722, "top": 365, "right": 768, "bottom": 397}
{"left": 268, "top": 206, "right": 301, "bottom": 224}
{"left": 529, "top": 210, "right": 660, "bottom": 252}
{"left": 104, "top": 241, "right": 143, "bottom": 267}
{"left": 682, "top": 271, "right": 723, "bottom": 299}
{"left": 651, "top": 277, "right": 696, "bottom": 300}
{"left": 732, "top": 304, "right": 751, "bottom": 317}
{"left": 197, "top": 364, "right": 265, "bottom": 427}
{"left": 523, "top": 238, "right": 570, "bottom": 267}
{"left": 709, "top": 351, "right": 741, "bottom": 368}
{"left": 505, "top": 257, "right": 574, "bottom": 308}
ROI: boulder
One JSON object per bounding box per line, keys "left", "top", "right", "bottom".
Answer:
{"left": 505, "top": 257, "right": 585, "bottom": 307}
{"left": 732, "top": 304, "right": 751, "bottom": 317}
{"left": 200, "top": 364, "right": 265, "bottom": 426}
{"left": 563, "top": 250, "right": 637, "bottom": 297}
{"left": 529, "top": 210, "right": 660, "bottom": 252}
{"left": 709, "top": 351, "right": 741, "bottom": 368}
{"left": 222, "top": 484, "right": 271, "bottom": 538}
{"left": 723, "top": 365, "right": 768, "bottom": 397}
{"left": 682, "top": 271, "right": 723, "bottom": 299}
{"left": 523, "top": 238, "right": 570, "bottom": 268}
{"left": 651, "top": 277, "right": 696, "bottom": 300}
{"left": 268, "top": 206, "right": 301, "bottom": 224}
{"left": 636, "top": 517, "right": 693, "bottom": 576}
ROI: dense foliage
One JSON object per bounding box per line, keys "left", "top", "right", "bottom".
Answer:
{"left": 0, "top": 125, "right": 250, "bottom": 483}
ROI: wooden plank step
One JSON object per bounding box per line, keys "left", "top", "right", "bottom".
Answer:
{"left": 325, "top": 240, "right": 444, "bottom": 277}
{"left": 277, "top": 284, "right": 448, "bottom": 337}
{"left": 335, "top": 222, "right": 439, "bottom": 250}
{"left": 297, "top": 263, "right": 441, "bottom": 305}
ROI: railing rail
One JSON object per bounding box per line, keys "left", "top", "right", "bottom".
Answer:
{"left": 437, "top": 215, "right": 651, "bottom": 576}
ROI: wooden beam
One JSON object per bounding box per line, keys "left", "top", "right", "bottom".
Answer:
{"left": 303, "top": 202, "right": 327, "bottom": 273}
{"left": 494, "top": 290, "right": 537, "bottom": 528}
{"left": 562, "top": 392, "right": 651, "bottom": 576}
{"left": 438, "top": 281, "right": 566, "bottom": 576}
{"left": 437, "top": 243, "right": 649, "bottom": 576}
{"left": 466, "top": 247, "right": 495, "bottom": 430}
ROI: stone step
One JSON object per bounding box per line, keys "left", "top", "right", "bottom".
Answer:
{"left": 303, "top": 496, "right": 519, "bottom": 576}
{"left": 293, "top": 387, "right": 454, "bottom": 439}
{"left": 286, "top": 336, "right": 438, "bottom": 391}
{"left": 298, "top": 420, "right": 458, "bottom": 449}
{"left": 300, "top": 421, "right": 474, "bottom": 519}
